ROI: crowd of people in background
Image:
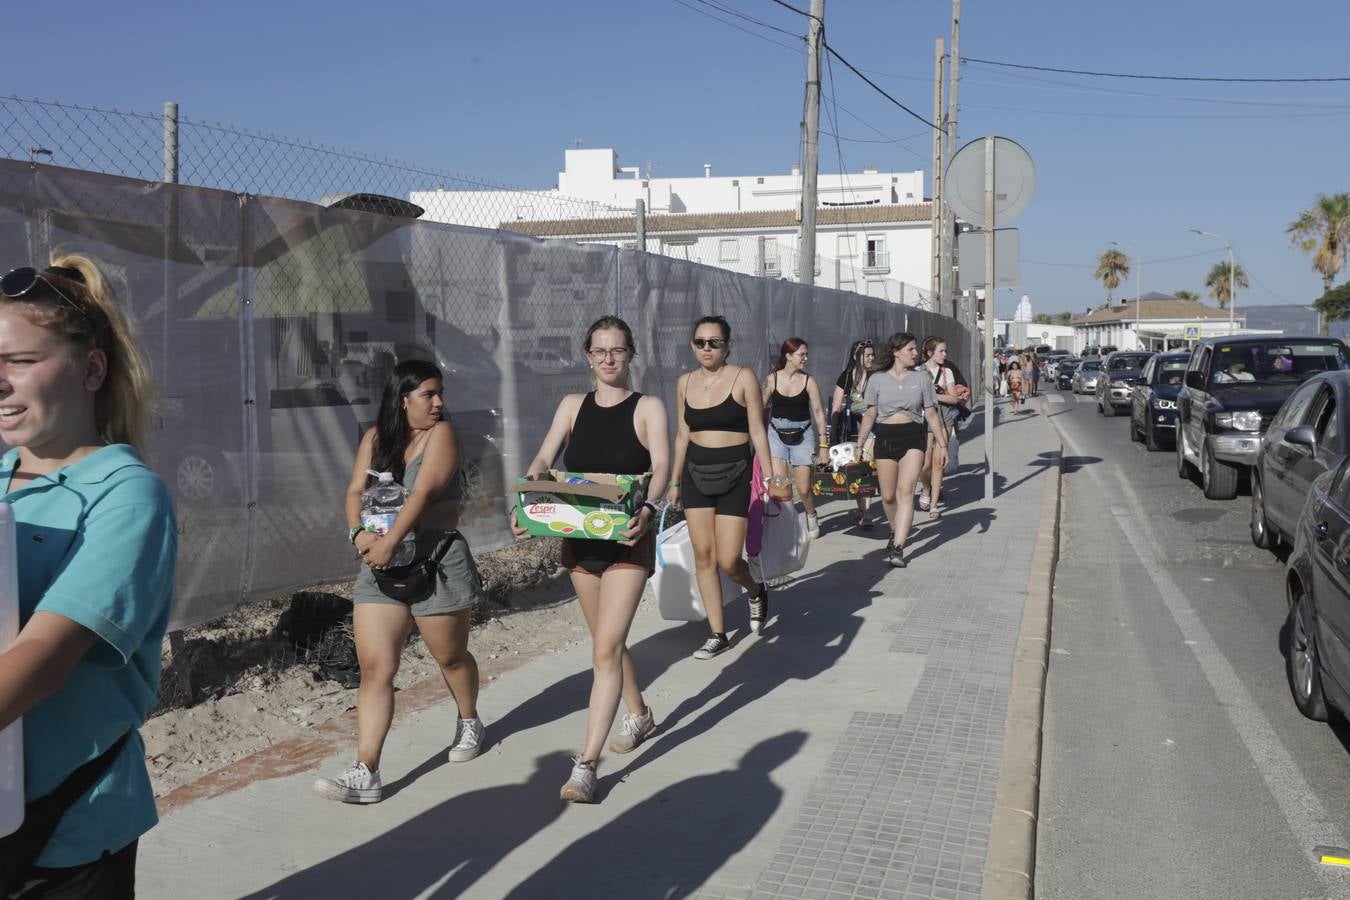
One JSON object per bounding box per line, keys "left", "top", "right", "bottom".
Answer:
{"left": 0, "top": 251, "right": 979, "bottom": 894}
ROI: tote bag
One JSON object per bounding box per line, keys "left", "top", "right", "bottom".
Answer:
{"left": 749, "top": 498, "right": 809, "bottom": 584}
{"left": 653, "top": 509, "right": 739, "bottom": 622}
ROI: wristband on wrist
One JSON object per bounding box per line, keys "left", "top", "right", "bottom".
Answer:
{"left": 348, "top": 526, "right": 364, "bottom": 545}
{"left": 641, "top": 501, "right": 658, "bottom": 516}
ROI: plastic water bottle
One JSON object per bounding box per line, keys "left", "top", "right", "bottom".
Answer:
{"left": 360, "top": 471, "right": 417, "bottom": 567}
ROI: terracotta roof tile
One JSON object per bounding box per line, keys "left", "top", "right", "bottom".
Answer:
{"left": 501, "top": 202, "right": 933, "bottom": 237}
{"left": 1070, "top": 296, "right": 1242, "bottom": 325}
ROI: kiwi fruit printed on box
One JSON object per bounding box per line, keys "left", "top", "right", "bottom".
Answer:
{"left": 516, "top": 472, "right": 650, "bottom": 541}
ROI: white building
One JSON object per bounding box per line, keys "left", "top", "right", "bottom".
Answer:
{"left": 412, "top": 148, "right": 934, "bottom": 306}
{"left": 1071, "top": 292, "right": 1251, "bottom": 353}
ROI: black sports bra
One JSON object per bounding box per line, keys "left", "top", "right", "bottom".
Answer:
{"left": 685, "top": 385, "right": 750, "bottom": 433}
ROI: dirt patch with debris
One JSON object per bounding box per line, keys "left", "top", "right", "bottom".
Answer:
{"left": 141, "top": 538, "right": 596, "bottom": 798}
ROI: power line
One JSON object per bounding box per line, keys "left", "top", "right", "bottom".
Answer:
{"left": 1022, "top": 248, "right": 1223, "bottom": 268}
{"left": 820, "top": 128, "right": 930, "bottom": 145}
{"left": 823, "top": 43, "right": 939, "bottom": 130}
{"left": 767, "top": 0, "right": 818, "bottom": 21}
{"left": 962, "top": 56, "right": 1350, "bottom": 84}
{"left": 688, "top": 0, "right": 801, "bottom": 39}
{"left": 964, "top": 102, "right": 1350, "bottom": 121}
{"left": 669, "top": 0, "right": 801, "bottom": 51}
{"left": 1233, "top": 252, "right": 1310, "bottom": 308}
{"left": 829, "top": 98, "right": 931, "bottom": 166}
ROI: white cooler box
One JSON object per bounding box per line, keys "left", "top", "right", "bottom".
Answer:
{"left": 653, "top": 520, "right": 739, "bottom": 622}
{"left": 1, "top": 501, "right": 22, "bottom": 837}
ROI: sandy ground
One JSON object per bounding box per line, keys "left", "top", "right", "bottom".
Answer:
{"left": 141, "top": 538, "right": 594, "bottom": 797}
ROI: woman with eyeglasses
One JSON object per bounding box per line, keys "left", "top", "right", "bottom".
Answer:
{"left": 917, "top": 336, "right": 969, "bottom": 519}
{"left": 854, "top": 332, "right": 948, "bottom": 568}
{"left": 513, "top": 316, "right": 669, "bottom": 803}
{"left": 315, "top": 358, "right": 486, "bottom": 806}
{"left": 0, "top": 257, "right": 176, "bottom": 897}
{"left": 762, "top": 338, "right": 828, "bottom": 540}
{"left": 830, "top": 339, "right": 876, "bottom": 528}
{"left": 666, "top": 316, "right": 773, "bottom": 655}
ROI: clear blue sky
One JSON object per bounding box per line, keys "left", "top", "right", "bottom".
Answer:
{"left": 9, "top": 0, "right": 1350, "bottom": 316}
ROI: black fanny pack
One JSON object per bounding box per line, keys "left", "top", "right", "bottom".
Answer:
{"left": 372, "top": 535, "right": 457, "bottom": 604}
{"left": 1, "top": 733, "right": 130, "bottom": 894}
{"left": 687, "top": 460, "right": 748, "bottom": 497}
{"left": 772, "top": 424, "right": 808, "bottom": 446}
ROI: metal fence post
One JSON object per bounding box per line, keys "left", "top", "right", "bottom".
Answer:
{"left": 635, "top": 199, "right": 646, "bottom": 253}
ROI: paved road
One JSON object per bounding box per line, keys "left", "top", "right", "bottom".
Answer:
{"left": 1036, "top": 388, "right": 1350, "bottom": 899}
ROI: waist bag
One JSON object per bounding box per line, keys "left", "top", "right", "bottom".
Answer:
{"left": 687, "top": 460, "right": 748, "bottom": 497}
{"left": 371, "top": 534, "right": 459, "bottom": 604}
{"left": 772, "top": 424, "right": 807, "bottom": 446}
{"left": 0, "top": 733, "right": 130, "bottom": 894}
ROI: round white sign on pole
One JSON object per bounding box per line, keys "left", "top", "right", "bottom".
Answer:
{"left": 946, "top": 137, "right": 1036, "bottom": 227}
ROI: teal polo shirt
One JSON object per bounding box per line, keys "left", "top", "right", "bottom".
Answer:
{"left": 2, "top": 443, "right": 177, "bottom": 868}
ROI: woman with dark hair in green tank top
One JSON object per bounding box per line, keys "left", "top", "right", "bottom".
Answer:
{"left": 315, "top": 359, "right": 485, "bottom": 804}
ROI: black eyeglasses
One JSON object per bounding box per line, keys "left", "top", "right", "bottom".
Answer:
{"left": 692, "top": 337, "right": 727, "bottom": 350}
{"left": 1, "top": 267, "right": 93, "bottom": 327}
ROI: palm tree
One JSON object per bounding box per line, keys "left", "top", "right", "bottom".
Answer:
{"left": 1094, "top": 249, "right": 1130, "bottom": 305}
{"left": 1288, "top": 192, "right": 1350, "bottom": 334}
{"left": 1204, "top": 261, "right": 1249, "bottom": 310}
{"left": 1174, "top": 289, "right": 1200, "bottom": 302}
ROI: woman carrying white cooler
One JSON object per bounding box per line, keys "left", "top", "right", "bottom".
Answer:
{"left": 514, "top": 316, "right": 669, "bottom": 804}
{"left": 0, "top": 256, "right": 176, "bottom": 898}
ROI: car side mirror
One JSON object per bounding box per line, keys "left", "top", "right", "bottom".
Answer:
{"left": 1285, "top": 424, "right": 1317, "bottom": 451}
{"left": 1184, "top": 371, "right": 1205, "bottom": 390}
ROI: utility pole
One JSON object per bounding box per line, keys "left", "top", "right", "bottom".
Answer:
{"left": 931, "top": 37, "right": 945, "bottom": 315}
{"left": 797, "top": 0, "right": 824, "bottom": 286}
{"left": 947, "top": 0, "right": 964, "bottom": 339}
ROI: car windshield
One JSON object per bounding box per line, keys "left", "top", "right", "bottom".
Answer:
{"left": 1107, "top": 354, "right": 1151, "bottom": 372}
{"left": 1209, "top": 342, "right": 1350, "bottom": 386}
{"left": 1155, "top": 359, "right": 1188, "bottom": 385}
{"left": 1079, "top": 360, "right": 1102, "bottom": 372}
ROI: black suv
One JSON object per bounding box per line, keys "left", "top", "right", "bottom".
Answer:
{"left": 1176, "top": 336, "right": 1350, "bottom": 499}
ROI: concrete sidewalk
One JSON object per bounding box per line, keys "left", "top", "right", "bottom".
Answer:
{"left": 138, "top": 402, "right": 1058, "bottom": 900}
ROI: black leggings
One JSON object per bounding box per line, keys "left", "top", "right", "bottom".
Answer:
{"left": 681, "top": 442, "right": 753, "bottom": 518}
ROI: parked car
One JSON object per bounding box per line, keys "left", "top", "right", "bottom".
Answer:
{"left": 1129, "top": 351, "right": 1190, "bottom": 450}
{"left": 1055, "top": 359, "right": 1081, "bottom": 390}
{"left": 1177, "top": 336, "right": 1350, "bottom": 500}
{"left": 1044, "top": 352, "right": 1074, "bottom": 378}
{"left": 1283, "top": 458, "right": 1350, "bottom": 721}
{"left": 1096, "top": 350, "right": 1154, "bottom": 416}
{"left": 1250, "top": 371, "right": 1350, "bottom": 550}
{"left": 1071, "top": 357, "right": 1103, "bottom": 394}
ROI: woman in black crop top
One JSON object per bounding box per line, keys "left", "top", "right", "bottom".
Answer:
{"left": 513, "top": 316, "right": 670, "bottom": 803}
{"left": 762, "top": 337, "right": 829, "bottom": 539}
{"left": 668, "top": 315, "right": 774, "bottom": 659}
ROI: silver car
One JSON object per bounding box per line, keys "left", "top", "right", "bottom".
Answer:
{"left": 1072, "top": 357, "right": 1103, "bottom": 394}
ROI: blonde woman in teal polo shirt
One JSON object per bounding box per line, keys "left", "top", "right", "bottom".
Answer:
{"left": 0, "top": 256, "right": 175, "bottom": 899}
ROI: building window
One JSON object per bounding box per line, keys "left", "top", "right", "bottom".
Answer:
{"left": 719, "top": 239, "right": 740, "bottom": 262}
{"left": 762, "top": 239, "right": 781, "bottom": 276}
{"left": 865, "top": 234, "right": 888, "bottom": 271}
{"left": 837, "top": 234, "right": 857, "bottom": 258}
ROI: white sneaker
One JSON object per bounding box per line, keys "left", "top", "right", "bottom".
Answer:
{"left": 806, "top": 514, "right": 820, "bottom": 539}
{"left": 313, "top": 761, "right": 382, "bottom": 804}
{"left": 560, "top": 757, "right": 597, "bottom": 803}
{"left": 448, "top": 717, "right": 485, "bottom": 762}
{"left": 609, "top": 707, "right": 657, "bottom": 753}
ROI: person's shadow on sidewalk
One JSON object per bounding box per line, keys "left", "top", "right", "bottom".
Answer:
{"left": 504, "top": 731, "right": 807, "bottom": 900}
{"left": 904, "top": 506, "right": 996, "bottom": 563}
{"left": 604, "top": 560, "right": 874, "bottom": 796}
{"left": 237, "top": 751, "right": 572, "bottom": 900}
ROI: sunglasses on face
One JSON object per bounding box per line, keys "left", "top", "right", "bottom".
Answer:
{"left": 1, "top": 266, "right": 94, "bottom": 328}
{"left": 692, "top": 337, "right": 727, "bottom": 350}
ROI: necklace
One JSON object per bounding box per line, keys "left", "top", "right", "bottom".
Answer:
{"left": 696, "top": 366, "right": 726, "bottom": 395}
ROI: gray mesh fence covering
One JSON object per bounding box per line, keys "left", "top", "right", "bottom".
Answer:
{"left": 0, "top": 98, "right": 971, "bottom": 631}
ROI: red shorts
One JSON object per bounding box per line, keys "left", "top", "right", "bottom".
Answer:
{"left": 561, "top": 530, "right": 656, "bottom": 577}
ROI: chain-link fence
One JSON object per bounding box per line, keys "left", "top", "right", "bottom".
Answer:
{"left": 0, "top": 96, "right": 971, "bottom": 631}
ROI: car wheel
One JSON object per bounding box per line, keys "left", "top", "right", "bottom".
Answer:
{"left": 1286, "top": 583, "right": 1329, "bottom": 721}
{"left": 1144, "top": 417, "right": 1162, "bottom": 452}
{"left": 1201, "top": 439, "right": 1239, "bottom": 500}
{"left": 1250, "top": 472, "right": 1275, "bottom": 549}
{"left": 173, "top": 444, "right": 230, "bottom": 506}
{"left": 1129, "top": 415, "right": 1141, "bottom": 442}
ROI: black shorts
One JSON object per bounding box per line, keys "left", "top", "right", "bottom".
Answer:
{"left": 21, "top": 840, "right": 137, "bottom": 900}
{"left": 681, "top": 442, "right": 753, "bottom": 518}
{"left": 873, "top": 422, "right": 927, "bottom": 460}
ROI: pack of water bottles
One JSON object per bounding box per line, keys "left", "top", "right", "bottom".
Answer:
{"left": 359, "top": 470, "right": 417, "bottom": 567}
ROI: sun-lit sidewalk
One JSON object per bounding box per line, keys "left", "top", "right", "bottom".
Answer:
{"left": 137, "top": 402, "right": 1057, "bottom": 900}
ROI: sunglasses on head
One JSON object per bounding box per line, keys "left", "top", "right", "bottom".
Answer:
{"left": 692, "top": 337, "right": 727, "bottom": 350}
{"left": 1, "top": 266, "right": 94, "bottom": 328}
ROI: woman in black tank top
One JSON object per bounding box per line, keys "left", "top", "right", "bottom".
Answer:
{"left": 512, "top": 316, "right": 671, "bottom": 804}
{"left": 668, "top": 316, "right": 775, "bottom": 660}
{"left": 762, "top": 337, "right": 829, "bottom": 540}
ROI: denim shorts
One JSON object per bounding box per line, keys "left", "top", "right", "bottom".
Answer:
{"left": 768, "top": 417, "right": 817, "bottom": 467}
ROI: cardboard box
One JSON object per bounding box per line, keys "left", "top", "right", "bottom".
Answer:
{"left": 810, "top": 462, "right": 879, "bottom": 498}
{"left": 514, "top": 470, "right": 652, "bottom": 541}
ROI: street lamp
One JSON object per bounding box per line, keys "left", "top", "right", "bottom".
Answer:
{"left": 1190, "top": 228, "right": 1236, "bottom": 336}
{"left": 1111, "top": 239, "right": 1141, "bottom": 350}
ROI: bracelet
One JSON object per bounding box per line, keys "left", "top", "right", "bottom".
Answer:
{"left": 670, "top": 480, "right": 681, "bottom": 487}
{"left": 641, "top": 501, "right": 658, "bottom": 515}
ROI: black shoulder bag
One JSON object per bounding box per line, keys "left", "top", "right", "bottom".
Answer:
{"left": 0, "top": 733, "right": 130, "bottom": 894}
{"left": 371, "top": 536, "right": 457, "bottom": 605}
